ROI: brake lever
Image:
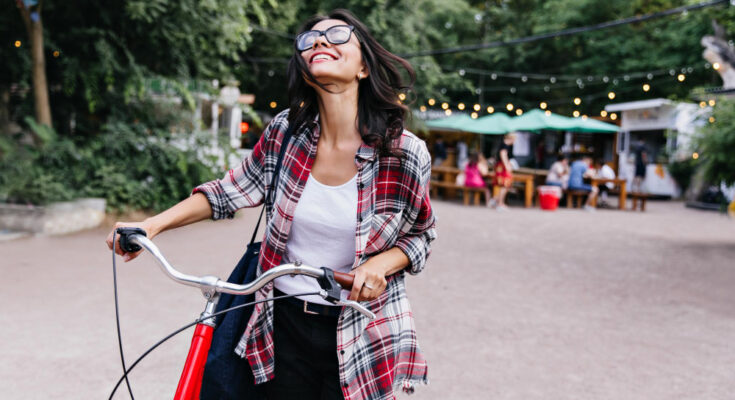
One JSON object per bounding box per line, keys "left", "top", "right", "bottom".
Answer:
{"left": 336, "top": 297, "right": 377, "bottom": 320}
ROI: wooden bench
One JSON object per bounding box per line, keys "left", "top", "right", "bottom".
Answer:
{"left": 630, "top": 192, "right": 649, "bottom": 211}
{"left": 565, "top": 189, "right": 589, "bottom": 208}
{"left": 430, "top": 181, "right": 489, "bottom": 206}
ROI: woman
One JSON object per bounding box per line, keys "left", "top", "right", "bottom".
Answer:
{"left": 106, "top": 9, "right": 436, "bottom": 400}
{"left": 491, "top": 132, "right": 516, "bottom": 210}
{"left": 464, "top": 152, "right": 492, "bottom": 206}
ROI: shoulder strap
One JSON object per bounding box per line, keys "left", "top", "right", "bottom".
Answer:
{"left": 248, "top": 124, "right": 294, "bottom": 245}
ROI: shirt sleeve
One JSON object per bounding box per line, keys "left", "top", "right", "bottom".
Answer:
{"left": 191, "top": 124, "right": 270, "bottom": 220}
{"left": 394, "top": 139, "right": 437, "bottom": 275}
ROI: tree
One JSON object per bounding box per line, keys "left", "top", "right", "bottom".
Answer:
{"left": 696, "top": 98, "right": 735, "bottom": 186}
{"left": 15, "top": 0, "right": 52, "bottom": 130}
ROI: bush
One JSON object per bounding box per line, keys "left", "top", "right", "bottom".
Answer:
{"left": 0, "top": 106, "right": 221, "bottom": 212}
{"left": 695, "top": 98, "right": 735, "bottom": 187}
{"left": 667, "top": 157, "right": 699, "bottom": 194}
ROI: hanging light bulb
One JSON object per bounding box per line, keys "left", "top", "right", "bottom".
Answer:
{"left": 441, "top": 102, "right": 449, "bottom": 110}
{"left": 573, "top": 97, "right": 582, "bottom": 106}
{"left": 677, "top": 74, "right": 686, "bottom": 82}
{"left": 487, "top": 106, "right": 495, "bottom": 114}
{"left": 269, "top": 101, "right": 277, "bottom": 108}
{"left": 600, "top": 110, "right": 608, "bottom": 117}
{"left": 14, "top": 40, "right": 21, "bottom": 48}
{"left": 708, "top": 99, "right": 716, "bottom": 107}
{"left": 709, "top": 116, "right": 715, "bottom": 123}
{"left": 398, "top": 93, "right": 407, "bottom": 101}
{"left": 540, "top": 102, "right": 548, "bottom": 110}
{"left": 445, "top": 109, "right": 452, "bottom": 116}
{"left": 692, "top": 152, "right": 699, "bottom": 160}
{"left": 471, "top": 112, "right": 478, "bottom": 119}
{"left": 428, "top": 98, "right": 436, "bottom": 106}
{"left": 473, "top": 104, "right": 481, "bottom": 111}
{"left": 608, "top": 92, "right": 616, "bottom": 100}
{"left": 516, "top": 109, "right": 523, "bottom": 116}
{"left": 458, "top": 103, "right": 465, "bottom": 110}
{"left": 643, "top": 83, "right": 651, "bottom": 92}
{"left": 545, "top": 110, "right": 552, "bottom": 116}
{"left": 610, "top": 113, "right": 618, "bottom": 120}
{"left": 699, "top": 101, "right": 707, "bottom": 108}
{"left": 573, "top": 110, "right": 580, "bottom": 117}
{"left": 506, "top": 103, "right": 514, "bottom": 111}
{"left": 419, "top": 105, "right": 427, "bottom": 112}
{"left": 713, "top": 62, "right": 721, "bottom": 71}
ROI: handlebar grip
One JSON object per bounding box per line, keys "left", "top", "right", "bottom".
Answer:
{"left": 333, "top": 272, "right": 354, "bottom": 290}
{"left": 116, "top": 227, "right": 147, "bottom": 253}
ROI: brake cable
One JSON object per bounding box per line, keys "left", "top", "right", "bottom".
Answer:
{"left": 109, "top": 234, "right": 320, "bottom": 399}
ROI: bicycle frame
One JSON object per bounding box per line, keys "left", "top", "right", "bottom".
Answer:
{"left": 116, "top": 229, "right": 373, "bottom": 400}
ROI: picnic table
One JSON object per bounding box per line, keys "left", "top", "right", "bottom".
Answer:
{"left": 590, "top": 178, "right": 627, "bottom": 210}
{"left": 431, "top": 166, "right": 535, "bottom": 208}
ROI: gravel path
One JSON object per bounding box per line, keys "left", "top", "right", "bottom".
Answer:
{"left": 1, "top": 200, "right": 734, "bottom": 399}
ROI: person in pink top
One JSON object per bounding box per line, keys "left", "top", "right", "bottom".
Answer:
{"left": 464, "top": 152, "right": 492, "bottom": 207}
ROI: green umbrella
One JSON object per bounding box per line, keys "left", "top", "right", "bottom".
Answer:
{"left": 568, "top": 117, "right": 620, "bottom": 133}
{"left": 464, "top": 113, "right": 512, "bottom": 135}
{"left": 506, "top": 109, "right": 577, "bottom": 132}
{"left": 425, "top": 114, "right": 475, "bottom": 131}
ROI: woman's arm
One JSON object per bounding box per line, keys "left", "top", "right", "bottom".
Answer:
{"left": 500, "top": 149, "right": 510, "bottom": 170}
{"left": 105, "top": 192, "right": 212, "bottom": 261}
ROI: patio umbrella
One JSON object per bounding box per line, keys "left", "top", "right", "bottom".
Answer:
{"left": 424, "top": 114, "right": 475, "bottom": 131}
{"left": 568, "top": 117, "right": 620, "bottom": 133}
{"left": 463, "top": 113, "right": 512, "bottom": 135}
{"left": 506, "top": 109, "right": 577, "bottom": 132}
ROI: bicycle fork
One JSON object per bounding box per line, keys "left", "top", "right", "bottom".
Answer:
{"left": 174, "top": 298, "right": 218, "bottom": 400}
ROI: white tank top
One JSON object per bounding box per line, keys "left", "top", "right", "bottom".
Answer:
{"left": 274, "top": 172, "right": 358, "bottom": 304}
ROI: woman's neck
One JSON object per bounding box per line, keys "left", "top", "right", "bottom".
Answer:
{"left": 315, "top": 85, "right": 361, "bottom": 149}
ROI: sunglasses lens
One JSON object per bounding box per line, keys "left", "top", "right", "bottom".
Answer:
{"left": 326, "top": 26, "right": 352, "bottom": 44}
{"left": 296, "top": 31, "right": 319, "bottom": 51}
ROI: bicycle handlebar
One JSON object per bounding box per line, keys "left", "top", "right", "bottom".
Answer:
{"left": 120, "top": 231, "right": 373, "bottom": 319}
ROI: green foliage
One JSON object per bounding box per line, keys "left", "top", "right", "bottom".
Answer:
{"left": 0, "top": 102, "right": 219, "bottom": 212}
{"left": 667, "top": 157, "right": 699, "bottom": 193}
{"left": 695, "top": 98, "right": 735, "bottom": 186}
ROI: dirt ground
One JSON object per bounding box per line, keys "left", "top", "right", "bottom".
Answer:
{"left": 1, "top": 200, "right": 734, "bottom": 399}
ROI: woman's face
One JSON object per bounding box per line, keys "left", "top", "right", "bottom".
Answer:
{"left": 299, "top": 19, "right": 366, "bottom": 88}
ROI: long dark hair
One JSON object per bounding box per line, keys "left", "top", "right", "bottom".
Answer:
{"left": 287, "top": 9, "right": 415, "bottom": 158}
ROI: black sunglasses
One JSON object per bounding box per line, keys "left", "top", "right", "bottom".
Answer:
{"left": 295, "top": 25, "right": 356, "bottom": 51}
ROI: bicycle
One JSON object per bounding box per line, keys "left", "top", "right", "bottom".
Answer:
{"left": 110, "top": 227, "right": 375, "bottom": 400}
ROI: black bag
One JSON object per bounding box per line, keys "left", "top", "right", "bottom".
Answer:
{"left": 200, "top": 126, "right": 293, "bottom": 400}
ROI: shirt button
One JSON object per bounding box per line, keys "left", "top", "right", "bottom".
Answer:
{"left": 340, "top": 350, "right": 345, "bottom": 355}
{"left": 359, "top": 183, "right": 364, "bottom": 189}
{"left": 343, "top": 382, "right": 349, "bottom": 388}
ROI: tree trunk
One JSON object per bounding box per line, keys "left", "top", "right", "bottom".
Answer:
{"left": 30, "top": 16, "right": 52, "bottom": 128}
{"left": 17, "top": 1, "right": 52, "bottom": 130}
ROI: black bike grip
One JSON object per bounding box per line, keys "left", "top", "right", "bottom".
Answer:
{"left": 116, "top": 227, "right": 147, "bottom": 253}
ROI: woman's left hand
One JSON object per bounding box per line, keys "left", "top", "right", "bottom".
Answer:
{"left": 349, "top": 259, "right": 388, "bottom": 302}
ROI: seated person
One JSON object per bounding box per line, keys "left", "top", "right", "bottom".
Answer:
{"left": 594, "top": 159, "right": 616, "bottom": 207}
{"left": 568, "top": 156, "right": 598, "bottom": 211}
{"left": 546, "top": 154, "right": 569, "bottom": 189}
{"left": 464, "top": 152, "right": 492, "bottom": 207}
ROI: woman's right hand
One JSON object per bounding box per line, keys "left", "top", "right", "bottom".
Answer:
{"left": 105, "top": 220, "right": 155, "bottom": 262}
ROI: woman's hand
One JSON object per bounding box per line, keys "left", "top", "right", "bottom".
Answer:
{"left": 105, "top": 220, "right": 155, "bottom": 262}
{"left": 348, "top": 258, "right": 388, "bottom": 302}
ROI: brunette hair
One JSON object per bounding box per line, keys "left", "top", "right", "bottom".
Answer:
{"left": 286, "top": 9, "right": 415, "bottom": 158}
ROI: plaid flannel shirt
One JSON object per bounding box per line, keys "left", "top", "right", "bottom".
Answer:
{"left": 193, "top": 109, "right": 436, "bottom": 400}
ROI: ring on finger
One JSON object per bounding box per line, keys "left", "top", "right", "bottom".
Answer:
{"left": 363, "top": 282, "right": 374, "bottom": 290}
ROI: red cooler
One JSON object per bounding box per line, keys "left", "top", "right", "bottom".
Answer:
{"left": 538, "top": 185, "right": 562, "bottom": 211}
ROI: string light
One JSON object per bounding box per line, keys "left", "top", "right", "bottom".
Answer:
{"left": 699, "top": 101, "right": 707, "bottom": 108}
{"left": 398, "top": 93, "right": 406, "bottom": 101}
{"left": 441, "top": 102, "right": 449, "bottom": 110}
{"left": 445, "top": 109, "right": 452, "bottom": 116}
{"left": 487, "top": 106, "right": 495, "bottom": 113}
{"left": 419, "top": 105, "right": 427, "bottom": 112}
{"left": 692, "top": 152, "right": 699, "bottom": 160}
{"left": 540, "top": 102, "right": 547, "bottom": 109}
{"left": 677, "top": 74, "right": 686, "bottom": 82}
{"left": 573, "top": 97, "right": 581, "bottom": 105}
{"left": 457, "top": 103, "right": 466, "bottom": 110}
{"left": 516, "top": 109, "right": 523, "bottom": 116}
{"left": 600, "top": 110, "right": 608, "bottom": 117}
{"left": 608, "top": 91, "right": 616, "bottom": 100}
{"left": 642, "top": 83, "right": 650, "bottom": 92}
{"left": 428, "top": 98, "right": 436, "bottom": 106}
{"left": 582, "top": 115, "right": 588, "bottom": 120}
{"left": 269, "top": 101, "right": 277, "bottom": 108}
{"left": 53, "top": 51, "right": 60, "bottom": 58}
{"left": 712, "top": 62, "right": 721, "bottom": 70}
{"left": 471, "top": 112, "right": 478, "bottom": 119}
{"left": 545, "top": 110, "right": 552, "bottom": 116}
{"left": 610, "top": 113, "right": 618, "bottom": 120}
{"left": 709, "top": 116, "right": 715, "bottom": 123}
{"left": 473, "top": 104, "right": 481, "bottom": 111}
{"left": 14, "top": 41, "right": 21, "bottom": 48}
{"left": 506, "top": 103, "right": 514, "bottom": 111}
{"left": 573, "top": 110, "right": 580, "bottom": 117}
{"left": 708, "top": 99, "right": 716, "bottom": 107}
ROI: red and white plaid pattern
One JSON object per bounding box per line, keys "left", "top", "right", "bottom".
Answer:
{"left": 193, "top": 110, "right": 436, "bottom": 399}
